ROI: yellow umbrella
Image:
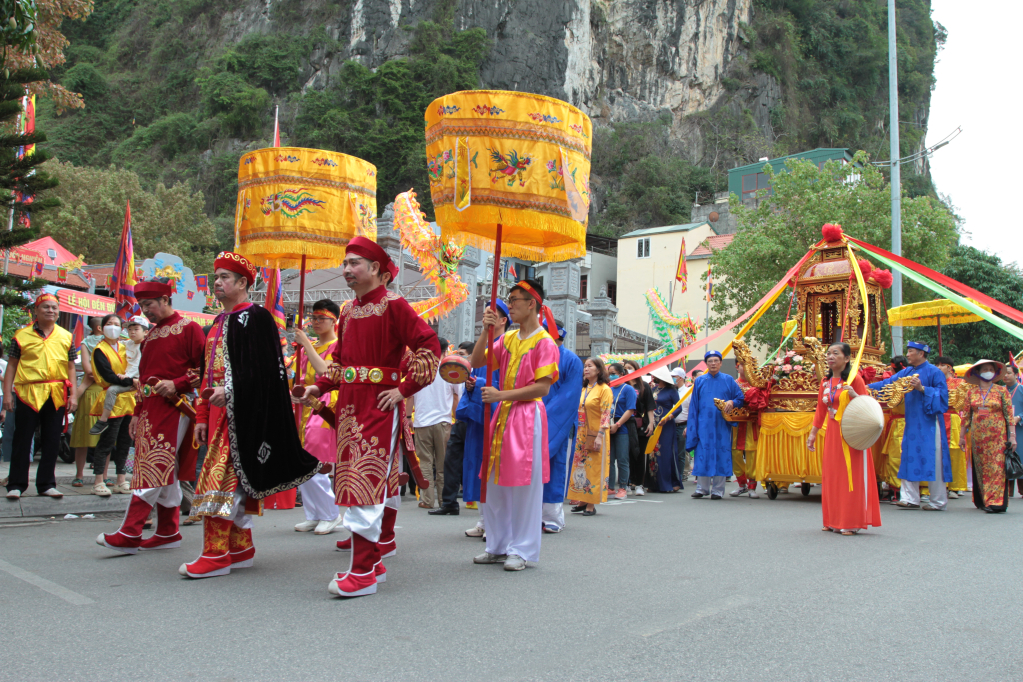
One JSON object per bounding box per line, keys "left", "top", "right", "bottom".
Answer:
{"left": 234, "top": 146, "right": 377, "bottom": 424}
{"left": 425, "top": 90, "right": 591, "bottom": 500}
{"left": 887, "top": 298, "right": 992, "bottom": 356}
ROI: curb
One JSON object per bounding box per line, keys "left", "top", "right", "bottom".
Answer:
{"left": 0, "top": 495, "right": 129, "bottom": 519}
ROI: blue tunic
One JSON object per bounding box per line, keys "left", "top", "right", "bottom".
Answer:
{"left": 868, "top": 361, "right": 950, "bottom": 482}
{"left": 686, "top": 372, "right": 745, "bottom": 477}
{"left": 542, "top": 346, "right": 584, "bottom": 503}
{"left": 456, "top": 366, "right": 500, "bottom": 503}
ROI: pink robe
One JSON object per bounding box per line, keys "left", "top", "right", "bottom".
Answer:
{"left": 487, "top": 327, "right": 561, "bottom": 487}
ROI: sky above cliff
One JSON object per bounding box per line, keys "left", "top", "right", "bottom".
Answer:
{"left": 929, "top": 0, "right": 1019, "bottom": 267}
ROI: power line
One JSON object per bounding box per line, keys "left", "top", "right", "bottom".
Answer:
{"left": 871, "top": 126, "right": 962, "bottom": 166}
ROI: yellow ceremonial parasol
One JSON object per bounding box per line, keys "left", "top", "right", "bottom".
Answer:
{"left": 887, "top": 298, "right": 992, "bottom": 356}
{"left": 234, "top": 145, "right": 377, "bottom": 424}
{"left": 425, "top": 90, "right": 591, "bottom": 500}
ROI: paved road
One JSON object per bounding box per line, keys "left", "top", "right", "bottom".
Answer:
{"left": 1, "top": 485, "right": 1020, "bottom": 681}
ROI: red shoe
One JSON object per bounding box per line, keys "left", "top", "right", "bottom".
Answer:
{"left": 179, "top": 516, "right": 233, "bottom": 578}
{"left": 378, "top": 507, "right": 397, "bottom": 558}
{"left": 334, "top": 562, "right": 386, "bottom": 584}
{"left": 229, "top": 526, "right": 255, "bottom": 568}
{"left": 97, "top": 495, "right": 153, "bottom": 555}
{"left": 328, "top": 570, "right": 377, "bottom": 596}
{"left": 328, "top": 532, "right": 379, "bottom": 597}
{"left": 140, "top": 504, "right": 182, "bottom": 550}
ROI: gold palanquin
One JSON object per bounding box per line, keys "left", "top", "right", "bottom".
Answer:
{"left": 425, "top": 90, "right": 590, "bottom": 261}
{"left": 234, "top": 147, "right": 377, "bottom": 268}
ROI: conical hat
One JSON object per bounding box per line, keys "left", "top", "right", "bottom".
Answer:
{"left": 841, "top": 395, "right": 885, "bottom": 450}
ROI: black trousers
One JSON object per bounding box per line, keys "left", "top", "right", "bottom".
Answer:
{"left": 6, "top": 396, "right": 65, "bottom": 493}
{"left": 440, "top": 420, "right": 468, "bottom": 509}
{"left": 92, "top": 416, "right": 132, "bottom": 476}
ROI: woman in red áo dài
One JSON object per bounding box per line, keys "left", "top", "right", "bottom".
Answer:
{"left": 807, "top": 342, "right": 882, "bottom": 536}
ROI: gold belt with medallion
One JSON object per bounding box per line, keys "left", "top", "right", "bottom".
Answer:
{"left": 341, "top": 366, "right": 401, "bottom": 386}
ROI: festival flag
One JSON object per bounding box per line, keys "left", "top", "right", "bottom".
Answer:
{"left": 186, "top": 289, "right": 195, "bottom": 300}
{"left": 71, "top": 314, "right": 85, "bottom": 351}
{"left": 507, "top": 260, "right": 517, "bottom": 279}
{"left": 33, "top": 260, "right": 42, "bottom": 276}
{"left": 195, "top": 274, "right": 208, "bottom": 292}
{"left": 170, "top": 279, "right": 178, "bottom": 293}
{"left": 57, "top": 266, "right": 67, "bottom": 283}
{"left": 1010, "top": 353, "right": 1022, "bottom": 384}
{"left": 111, "top": 200, "right": 139, "bottom": 318}
{"left": 675, "top": 238, "right": 688, "bottom": 291}
{"left": 263, "top": 267, "right": 287, "bottom": 330}
{"left": 705, "top": 263, "right": 714, "bottom": 302}
{"left": 273, "top": 105, "right": 280, "bottom": 147}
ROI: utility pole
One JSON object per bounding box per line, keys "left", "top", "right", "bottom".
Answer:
{"left": 888, "top": 0, "right": 903, "bottom": 355}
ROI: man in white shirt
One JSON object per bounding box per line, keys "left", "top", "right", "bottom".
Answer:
{"left": 671, "top": 367, "right": 693, "bottom": 482}
{"left": 411, "top": 336, "right": 463, "bottom": 509}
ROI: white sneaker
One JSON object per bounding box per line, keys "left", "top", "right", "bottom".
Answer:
{"left": 465, "top": 524, "right": 485, "bottom": 537}
{"left": 504, "top": 554, "right": 526, "bottom": 571}
{"left": 39, "top": 487, "right": 64, "bottom": 499}
{"left": 313, "top": 516, "right": 343, "bottom": 535}
{"left": 729, "top": 486, "right": 748, "bottom": 497}
{"left": 294, "top": 519, "right": 318, "bottom": 532}
{"left": 6, "top": 489, "right": 21, "bottom": 500}
{"left": 635, "top": 486, "right": 646, "bottom": 497}
{"left": 748, "top": 489, "right": 759, "bottom": 499}
{"left": 948, "top": 490, "right": 959, "bottom": 499}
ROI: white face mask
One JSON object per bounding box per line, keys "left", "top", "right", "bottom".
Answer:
{"left": 103, "top": 325, "right": 121, "bottom": 340}
{"left": 980, "top": 371, "right": 996, "bottom": 381}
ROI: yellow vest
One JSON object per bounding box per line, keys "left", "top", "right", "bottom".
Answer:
{"left": 90, "top": 342, "right": 137, "bottom": 418}
{"left": 13, "top": 324, "right": 72, "bottom": 411}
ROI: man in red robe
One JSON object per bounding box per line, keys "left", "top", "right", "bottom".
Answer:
{"left": 183, "top": 252, "right": 320, "bottom": 579}
{"left": 96, "top": 279, "right": 205, "bottom": 554}
{"left": 301, "top": 236, "right": 440, "bottom": 598}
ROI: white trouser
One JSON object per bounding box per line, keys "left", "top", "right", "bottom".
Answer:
{"left": 542, "top": 502, "right": 564, "bottom": 530}
{"left": 227, "top": 490, "right": 253, "bottom": 529}
{"left": 300, "top": 473, "right": 339, "bottom": 522}
{"left": 342, "top": 411, "right": 399, "bottom": 543}
{"left": 900, "top": 427, "right": 948, "bottom": 510}
{"left": 481, "top": 406, "right": 544, "bottom": 562}
{"left": 696, "top": 476, "right": 726, "bottom": 496}
{"left": 474, "top": 506, "right": 486, "bottom": 532}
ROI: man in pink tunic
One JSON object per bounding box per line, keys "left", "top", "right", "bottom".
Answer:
{"left": 469, "top": 279, "right": 560, "bottom": 571}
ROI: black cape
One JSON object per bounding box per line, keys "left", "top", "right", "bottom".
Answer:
{"left": 222, "top": 303, "right": 319, "bottom": 499}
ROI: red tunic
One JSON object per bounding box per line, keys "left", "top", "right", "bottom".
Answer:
{"left": 131, "top": 312, "right": 206, "bottom": 489}
{"left": 814, "top": 375, "right": 882, "bottom": 531}
{"left": 315, "top": 285, "right": 440, "bottom": 506}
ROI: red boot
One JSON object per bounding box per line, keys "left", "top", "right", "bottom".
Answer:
{"left": 97, "top": 495, "right": 152, "bottom": 555}
{"left": 328, "top": 533, "right": 379, "bottom": 597}
{"left": 335, "top": 536, "right": 351, "bottom": 552}
{"left": 179, "top": 516, "right": 233, "bottom": 578}
{"left": 229, "top": 524, "right": 255, "bottom": 568}
{"left": 378, "top": 506, "right": 397, "bottom": 558}
{"left": 334, "top": 562, "right": 386, "bottom": 584}
{"left": 140, "top": 504, "right": 183, "bottom": 550}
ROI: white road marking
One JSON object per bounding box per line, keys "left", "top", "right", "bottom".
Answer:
{"left": 0, "top": 558, "right": 95, "bottom": 606}
{"left": 640, "top": 594, "right": 750, "bottom": 637}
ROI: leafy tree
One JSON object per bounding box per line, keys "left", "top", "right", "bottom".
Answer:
{"left": 910, "top": 246, "right": 1023, "bottom": 364}
{"left": 1, "top": 0, "right": 95, "bottom": 112}
{"left": 34, "top": 159, "right": 219, "bottom": 274}
{"left": 710, "top": 151, "right": 959, "bottom": 354}
{"left": 293, "top": 12, "right": 489, "bottom": 219}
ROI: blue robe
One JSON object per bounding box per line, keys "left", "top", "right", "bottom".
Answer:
{"left": 686, "top": 372, "right": 745, "bottom": 477}
{"left": 1011, "top": 384, "right": 1023, "bottom": 447}
{"left": 542, "top": 346, "right": 584, "bottom": 503}
{"left": 868, "top": 361, "right": 950, "bottom": 482}
{"left": 456, "top": 366, "right": 500, "bottom": 503}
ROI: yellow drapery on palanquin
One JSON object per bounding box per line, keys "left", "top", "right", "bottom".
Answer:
{"left": 755, "top": 413, "right": 826, "bottom": 483}
{"left": 234, "top": 147, "right": 377, "bottom": 268}
{"left": 425, "top": 90, "right": 591, "bottom": 261}
{"left": 887, "top": 298, "right": 992, "bottom": 327}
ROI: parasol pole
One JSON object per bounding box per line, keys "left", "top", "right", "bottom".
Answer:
{"left": 293, "top": 254, "right": 307, "bottom": 428}
{"left": 480, "top": 224, "right": 502, "bottom": 504}
{"left": 937, "top": 314, "right": 942, "bottom": 357}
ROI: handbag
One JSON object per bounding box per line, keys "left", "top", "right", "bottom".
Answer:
{"left": 1005, "top": 441, "right": 1023, "bottom": 480}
